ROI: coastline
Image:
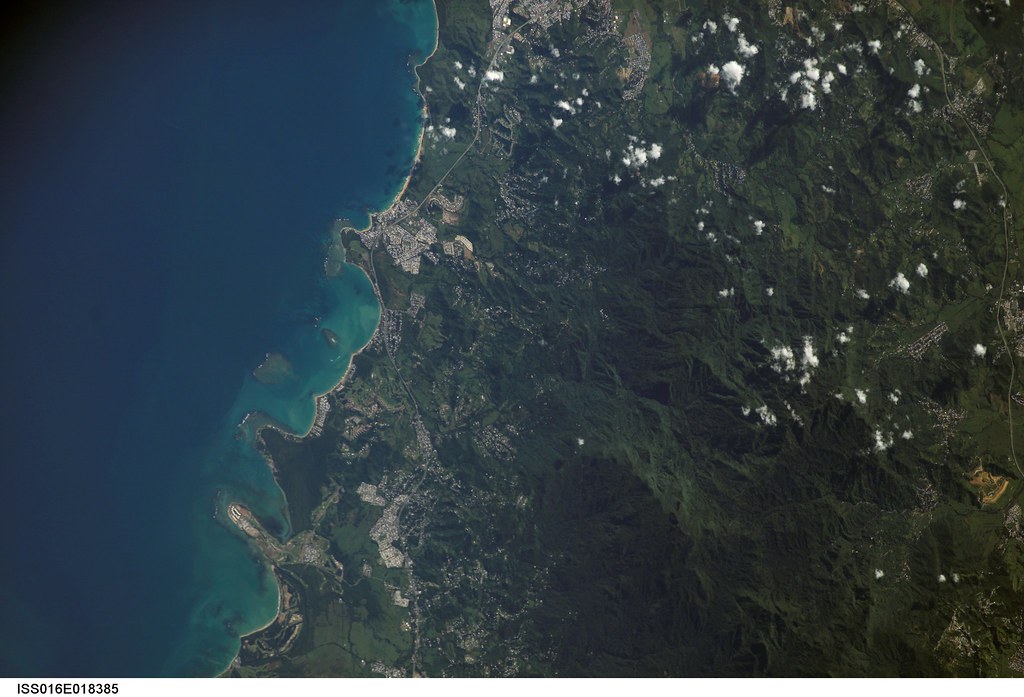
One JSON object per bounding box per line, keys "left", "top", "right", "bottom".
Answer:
{"left": 220, "top": 0, "right": 440, "bottom": 677}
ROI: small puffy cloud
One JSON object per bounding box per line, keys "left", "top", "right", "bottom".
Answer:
{"left": 820, "top": 71, "right": 836, "bottom": 94}
{"left": 703, "top": 19, "right": 718, "bottom": 34}
{"left": 867, "top": 39, "right": 882, "bottom": 54}
{"left": 800, "top": 91, "right": 818, "bottom": 110}
{"left": 916, "top": 263, "right": 928, "bottom": 278}
{"left": 484, "top": 70, "right": 504, "bottom": 82}
{"left": 622, "top": 144, "right": 648, "bottom": 167}
{"left": 873, "top": 429, "right": 893, "bottom": 452}
{"left": 888, "top": 390, "right": 901, "bottom": 404}
{"left": 973, "top": 343, "right": 987, "bottom": 357}
{"left": 953, "top": 198, "right": 966, "bottom": 210}
{"left": 737, "top": 34, "right": 759, "bottom": 57}
{"left": 551, "top": 117, "right": 563, "bottom": 129}
{"left": 908, "top": 83, "right": 921, "bottom": 98}
{"left": 802, "top": 58, "right": 820, "bottom": 81}
{"left": 755, "top": 405, "right": 777, "bottom": 426}
{"left": 720, "top": 61, "right": 745, "bottom": 92}
{"left": 801, "top": 337, "right": 819, "bottom": 369}
{"left": 837, "top": 331, "right": 850, "bottom": 344}
{"left": 718, "top": 287, "right": 735, "bottom": 298}
{"left": 770, "top": 345, "right": 797, "bottom": 373}
{"left": 753, "top": 220, "right": 765, "bottom": 234}
{"left": 649, "top": 143, "right": 663, "bottom": 160}
{"left": 724, "top": 16, "right": 740, "bottom": 32}
{"left": 874, "top": 568, "right": 885, "bottom": 579}
{"left": 855, "top": 389, "right": 868, "bottom": 404}
{"left": 855, "top": 289, "right": 871, "bottom": 300}
{"left": 439, "top": 126, "right": 456, "bottom": 139}
{"left": 555, "top": 100, "right": 576, "bottom": 114}
{"left": 766, "top": 287, "right": 774, "bottom": 297}
{"left": 889, "top": 272, "right": 911, "bottom": 294}
{"left": 914, "top": 59, "right": 926, "bottom": 76}
{"left": 837, "top": 63, "right": 848, "bottom": 75}
{"left": 901, "top": 430, "right": 914, "bottom": 440}
{"left": 454, "top": 76, "right": 466, "bottom": 90}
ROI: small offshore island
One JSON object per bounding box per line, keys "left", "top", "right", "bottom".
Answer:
{"left": 219, "top": 0, "right": 1023, "bottom": 679}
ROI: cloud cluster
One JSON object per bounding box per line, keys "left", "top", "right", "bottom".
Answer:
{"left": 621, "top": 141, "right": 663, "bottom": 169}
{"left": 889, "top": 272, "right": 910, "bottom": 294}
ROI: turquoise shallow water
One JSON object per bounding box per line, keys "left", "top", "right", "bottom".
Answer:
{"left": 0, "top": 0, "right": 436, "bottom": 677}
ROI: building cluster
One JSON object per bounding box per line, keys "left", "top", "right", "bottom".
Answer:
{"left": 308, "top": 395, "right": 330, "bottom": 438}
{"left": 905, "top": 321, "right": 948, "bottom": 360}
{"left": 622, "top": 30, "right": 651, "bottom": 101}
{"left": 369, "top": 494, "right": 410, "bottom": 569}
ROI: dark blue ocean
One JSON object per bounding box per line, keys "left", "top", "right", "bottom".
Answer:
{"left": 0, "top": 0, "right": 436, "bottom": 676}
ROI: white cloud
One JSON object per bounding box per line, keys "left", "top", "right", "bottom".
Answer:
{"left": 973, "top": 343, "right": 987, "bottom": 357}
{"left": 755, "top": 405, "right": 777, "bottom": 426}
{"left": 484, "top": 70, "right": 504, "bottom": 82}
{"left": 874, "top": 568, "right": 885, "bottom": 579}
{"left": 914, "top": 59, "right": 926, "bottom": 75}
{"left": 753, "top": 220, "right": 765, "bottom": 234}
{"left": 766, "top": 287, "right": 774, "bottom": 297}
{"left": 953, "top": 198, "right": 966, "bottom": 210}
{"left": 856, "top": 389, "right": 868, "bottom": 404}
{"left": 800, "top": 91, "right": 818, "bottom": 110}
{"left": 703, "top": 19, "right": 717, "bottom": 33}
{"left": 916, "top": 263, "right": 928, "bottom": 278}
{"left": 555, "top": 100, "right": 576, "bottom": 114}
{"left": 802, "top": 337, "right": 819, "bottom": 369}
{"left": 551, "top": 117, "right": 563, "bottom": 129}
{"left": 855, "top": 288, "right": 871, "bottom": 300}
{"left": 439, "top": 126, "right": 456, "bottom": 139}
{"left": 741, "top": 405, "right": 751, "bottom": 416}
{"left": 938, "top": 573, "right": 946, "bottom": 583}
{"left": 908, "top": 83, "right": 921, "bottom": 98}
{"left": 888, "top": 390, "right": 901, "bottom": 404}
{"left": 454, "top": 76, "right": 466, "bottom": 90}
{"left": 901, "top": 430, "right": 914, "bottom": 440}
{"left": 873, "top": 429, "right": 893, "bottom": 452}
{"left": 770, "top": 345, "right": 797, "bottom": 373}
{"left": 721, "top": 61, "right": 745, "bottom": 92}
{"left": 820, "top": 71, "right": 835, "bottom": 94}
{"left": 718, "top": 287, "right": 735, "bottom": 298}
{"left": 622, "top": 143, "right": 649, "bottom": 168}
{"left": 837, "top": 331, "right": 850, "bottom": 344}
{"left": 837, "top": 63, "right": 848, "bottom": 76}
{"left": 724, "top": 16, "right": 740, "bottom": 32}
{"left": 890, "top": 272, "right": 911, "bottom": 294}
{"left": 737, "top": 34, "right": 759, "bottom": 57}
{"left": 648, "top": 143, "right": 663, "bottom": 160}
{"left": 802, "top": 58, "right": 820, "bottom": 81}
{"left": 867, "top": 39, "right": 882, "bottom": 54}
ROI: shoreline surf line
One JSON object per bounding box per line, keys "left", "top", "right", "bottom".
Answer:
{"left": 218, "top": 0, "right": 440, "bottom": 678}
